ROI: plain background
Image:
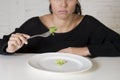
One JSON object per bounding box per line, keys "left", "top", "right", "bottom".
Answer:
{"left": 0, "top": 0, "right": 120, "bottom": 38}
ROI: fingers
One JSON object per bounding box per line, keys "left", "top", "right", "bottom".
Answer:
{"left": 8, "top": 40, "right": 22, "bottom": 50}
{"left": 10, "top": 33, "right": 30, "bottom": 44}
{"left": 6, "top": 33, "right": 30, "bottom": 53}
{"left": 10, "top": 36, "right": 22, "bottom": 46}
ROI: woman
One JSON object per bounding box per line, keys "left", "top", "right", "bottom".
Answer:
{"left": 0, "top": 0, "right": 120, "bottom": 57}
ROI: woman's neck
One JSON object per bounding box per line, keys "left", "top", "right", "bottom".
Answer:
{"left": 51, "top": 14, "right": 74, "bottom": 33}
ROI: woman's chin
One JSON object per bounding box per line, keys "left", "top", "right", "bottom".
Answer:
{"left": 57, "top": 14, "right": 71, "bottom": 20}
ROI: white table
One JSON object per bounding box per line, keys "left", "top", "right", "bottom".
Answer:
{"left": 0, "top": 54, "right": 120, "bottom": 80}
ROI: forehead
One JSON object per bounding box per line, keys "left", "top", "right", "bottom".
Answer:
{"left": 49, "top": 0, "right": 78, "bottom": 2}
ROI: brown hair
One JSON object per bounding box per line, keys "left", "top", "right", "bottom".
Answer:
{"left": 49, "top": 1, "right": 82, "bottom": 15}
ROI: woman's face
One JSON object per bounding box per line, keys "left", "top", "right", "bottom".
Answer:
{"left": 49, "top": 0, "right": 78, "bottom": 19}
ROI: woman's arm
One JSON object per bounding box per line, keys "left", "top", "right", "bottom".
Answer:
{"left": 87, "top": 15, "right": 120, "bottom": 57}
{"left": 59, "top": 15, "right": 120, "bottom": 57}
{"left": 0, "top": 17, "right": 37, "bottom": 55}
{"left": 87, "top": 27, "right": 120, "bottom": 57}
{"left": 58, "top": 47, "right": 91, "bottom": 56}
{"left": 6, "top": 33, "right": 30, "bottom": 53}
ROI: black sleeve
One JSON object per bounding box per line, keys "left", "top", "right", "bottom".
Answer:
{"left": 87, "top": 16, "right": 120, "bottom": 57}
{"left": 0, "top": 17, "right": 38, "bottom": 55}
{"left": 0, "top": 35, "right": 11, "bottom": 55}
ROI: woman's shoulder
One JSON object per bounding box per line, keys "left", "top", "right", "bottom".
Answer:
{"left": 39, "top": 14, "right": 52, "bottom": 22}
{"left": 83, "top": 14, "right": 102, "bottom": 24}
{"left": 26, "top": 16, "right": 39, "bottom": 22}
{"left": 84, "top": 15, "right": 97, "bottom": 20}
{"left": 25, "top": 14, "right": 51, "bottom": 21}
{"left": 38, "top": 14, "right": 52, "bottom": 28}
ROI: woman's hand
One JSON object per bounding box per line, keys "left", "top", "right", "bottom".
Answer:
{"left": 58, "top": 47, "right": 91, "bottom": 56}
{"left": 6, "top": 33, "right": 30, "bottom": 53}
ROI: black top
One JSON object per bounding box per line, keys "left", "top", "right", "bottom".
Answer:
{"left": 0, "top": 15, "right": 120, "bottom": 57}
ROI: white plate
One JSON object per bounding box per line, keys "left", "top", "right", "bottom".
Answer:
{"left": 28, "top": 52, "right": 92, "bottom": 74}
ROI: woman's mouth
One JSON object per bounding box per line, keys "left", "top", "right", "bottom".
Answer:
{"left": 58, "top": 10, "right": 68, "bottom": 14}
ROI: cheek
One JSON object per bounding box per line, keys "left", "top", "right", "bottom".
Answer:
{"left": 68, "top": 5, "right": 76, "bottom": 13}
{"left": 51, "top": 3, "right": 59, "bottom": 12}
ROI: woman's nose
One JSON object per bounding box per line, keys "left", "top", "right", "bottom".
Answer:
{"left": 61, "top": 0, "right": 67, "bottom": 7}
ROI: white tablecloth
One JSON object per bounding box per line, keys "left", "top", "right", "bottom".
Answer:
{"left": 0, "top": 54, "right": 120, "bottom": 80}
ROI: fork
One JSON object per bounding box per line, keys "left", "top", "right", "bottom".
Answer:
{"left": 29, "top": 31, "right": 51, "bottom": 39}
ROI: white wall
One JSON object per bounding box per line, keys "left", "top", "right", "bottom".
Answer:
{"left": 0, "top": 0, "right": 49, "bottom": 38}
{"left": 80, "top": 0, "right": 120, "bottom": 33}
{"left": 0, "top": 0, "right": 120, "bottom": 38}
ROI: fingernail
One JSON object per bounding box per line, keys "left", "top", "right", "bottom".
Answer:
{"left": 25, "top": 41, "right": 28, "bottom": 44}
{"left": 28, "top": 35, "right": 30, "bottom": 38}
{"left": 27, "top": 36, "right": 30, "bottom": 39}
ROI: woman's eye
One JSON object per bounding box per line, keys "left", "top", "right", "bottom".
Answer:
{"left": 54, "top": 0, "right": 74, "bottom": 1}
{"left": 55, "top": 0, "right": 61, "bottom": 1}
{"left": 67, "top": 0, "right": 74, "bottom": 1}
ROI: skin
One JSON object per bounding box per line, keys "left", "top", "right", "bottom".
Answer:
{"left": 6, "top": 0, "right": 91, "bottom": 56}
{"left": 6, "top": 33, "right": 30, "bottom": 53}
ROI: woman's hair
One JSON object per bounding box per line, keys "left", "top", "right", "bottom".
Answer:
{"left": 49, "top": 1, "right": 82, "bottom": 15}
